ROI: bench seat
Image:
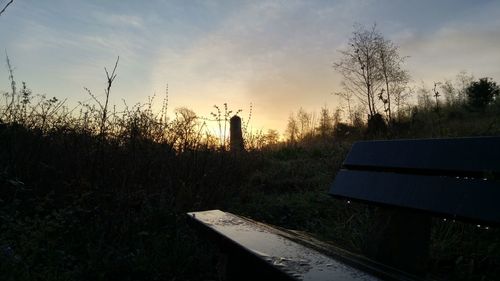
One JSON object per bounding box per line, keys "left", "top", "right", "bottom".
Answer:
{"left": 188, "top": 209, "right": 419, "bottom": 281}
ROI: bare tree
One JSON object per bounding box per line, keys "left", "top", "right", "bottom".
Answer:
{"left": 417, "top": 83, "right": 432, "bottom": 109}
{"left": 84, "top": 56, "right": 119, "bottom": 138}
{"left": 264, "top": 129, "right": 280, "bottom": 146}
{"left": 334, "top": 91, "right": 354, "bottom": 124}
{"left": 393, "top": 84, "right": 412, "bottom": 120}
{"left": 317, "top": 106, "right": 333, "bottom": 137}
{"left": 455, "top": 71, "right": 474, "bottom": 104}
{"left": 0, "top": 0, "right": 14, "bottom": 16}
{"left": 4, "top": 51, "right": 16, "bottom": 120}
{"left": 440, "top": 80, "right": 456, "bottom": 105}
{"left": 334, "top": 24, "right": 384, "bottom": 118}
{"left": 377, "top": 37, "right": 410, "bottom": 122}
{"left": 334, "top": 24, "right": 410, "bottom": 122}
{"left": 286, "top": 113, "right": 298, "bottom": 143}
{"left": 433, "top": 82, "right": 441, "bottom": 111}
{"left": 297, "top": 107, "right": 312, "bottom": 139}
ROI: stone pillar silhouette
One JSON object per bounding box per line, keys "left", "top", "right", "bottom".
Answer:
{"left": 230, "top": 115, "right": 244, "bottom": 152}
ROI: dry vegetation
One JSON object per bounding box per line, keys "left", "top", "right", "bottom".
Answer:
{"left": 1, "top": 51, "right": 500, "bottom": 281}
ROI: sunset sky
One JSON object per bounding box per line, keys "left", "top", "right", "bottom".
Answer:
{"left": 1, "top": 0, "right": 499, "bottom": 133}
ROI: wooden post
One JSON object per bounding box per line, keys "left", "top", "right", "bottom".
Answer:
{"left": 230, "top": 115, "right": 244, "bottom": 152}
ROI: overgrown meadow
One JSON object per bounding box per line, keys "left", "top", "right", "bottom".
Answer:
{"left": 1, "top": 57, "right": 500, "bottom": 281}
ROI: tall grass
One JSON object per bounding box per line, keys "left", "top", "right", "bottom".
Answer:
{"left": 1, "top": 57, "right": 499, "bottom": 280}
{"left": 0, "top": 59, "right": 263, "bottom": 280}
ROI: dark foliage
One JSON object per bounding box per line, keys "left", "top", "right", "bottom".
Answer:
{"left": 365, "top": 113, "right": 387, "bottom": 137}
{"left": 0, "top": 123, "right": 260, "bottom": 280}
{"left": 467, "top": 78, "right": 500, "bottom": 110}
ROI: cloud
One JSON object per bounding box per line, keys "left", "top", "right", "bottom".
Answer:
{"left": 149, "top": 0, "right": 370, "bottom": 130}
{"left": 399, "top": 21, "right": 500, "bottom": 83}
{"left": 3, "top": 0, "right": 500, "bottom": 132}
{"left": 92, "top": 12, "right": 144, "bottom": 29}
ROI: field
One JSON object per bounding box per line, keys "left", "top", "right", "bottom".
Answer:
{"left": 1, "top": 80, "right": 500, "bottom": 281}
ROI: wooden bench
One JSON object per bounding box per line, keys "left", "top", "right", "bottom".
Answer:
{"left": 187, "top": 137, "right": 500, "bottom": 280}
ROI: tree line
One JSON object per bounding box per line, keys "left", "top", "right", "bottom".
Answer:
{"left": 283, "top": 24, "right": 500, "bottom": 143}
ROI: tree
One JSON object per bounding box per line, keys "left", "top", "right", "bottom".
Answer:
{"left": 171, "top": 107, "right": 199, "bottom": 151}
{"left": 377, "top": 36, "right": 410, "bottom": 122}
{"left": 334, "top": 24, "right": 410, "bottom": 122}
{"left": 417, "top": 83, "right": 432, "bottom": 109}
{"left": 455, "top": 71, "right": 474, "bottom": 104}
{"left": 285, "top": 114, "right": 299, "bottom": 143}
{"left": 335, "top": 91, "right": 354, "bottom": 124}
{"left": 466, "top": 78, "right": 499, "bottom": 109}
{"left": 317, "top": 106, "right": 333, "bottom": 137}
{"left": 440, "top": 80, "right": 456, "bottom": 105}
{"left": 296, "top": 107, "right": 312, "bottom": 139}
{"left": 334, "top": 24, "right": 382, "bottom": 118}
{"left": 438, "top": 71, "right": 474, "bottom": 106}
{"left": 264, "top": 129, "right": 280, "bottom": 146}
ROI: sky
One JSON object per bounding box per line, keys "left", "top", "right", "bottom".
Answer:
{"left": 1, "top": 0, "right": 499, "bottom": 133}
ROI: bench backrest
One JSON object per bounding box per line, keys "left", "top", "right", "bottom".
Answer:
{"left": 329, "top": 137, "right": 500, "bottom": 225}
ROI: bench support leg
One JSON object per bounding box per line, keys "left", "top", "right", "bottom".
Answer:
{"left": 366, "top": 208, "right": 431, "bottom": 275}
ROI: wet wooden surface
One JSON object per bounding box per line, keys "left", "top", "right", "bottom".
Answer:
{"left": 188, "top": 210, "right": 382, "bottom": 281}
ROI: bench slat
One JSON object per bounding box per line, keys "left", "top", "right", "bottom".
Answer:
{"left": 188, "top": 210, "right": 382, "bottom": 281}
{"left": 343, "top": 137, "right": 500, "bottom": 176}
{"left": 330, "top": 170, "right": 500, "bottom": 225}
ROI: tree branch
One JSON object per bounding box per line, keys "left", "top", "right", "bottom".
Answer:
{"left": 0, "top": 0, "right": 14, "bottom": 16}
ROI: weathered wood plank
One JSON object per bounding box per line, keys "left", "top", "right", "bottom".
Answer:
{"left": 187, "top": 210, "right": 384, "bottom": 281}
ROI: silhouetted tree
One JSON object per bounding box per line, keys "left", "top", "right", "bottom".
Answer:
{"left": 297, "top": 107, "right": 313, "bottom": 139}
{"left": 433, "top": 82, "right": 441, "bottom": 112}
{"left": 440, "top": 80, "right": 456, "bottom": 105}
{"left": 438, "top": 71, "right": 474, "bottom": 106}
{"left": 417, "top": 83, "right": 433, "bottom": 110}
{"left": 334, "top": 24, "right": 410, "bottom": 122}
{"left": 377, "top": 36, "right": 410, "bottom": 122}
{"left": 334, "top": 24, "right": 383, "bottom": 118}
{"left": 264, "top": 129, "right": 280, "bottom": 146}
{"left": 286, "top": 114, "right": 299, "bottom": 143}
{"left": 456, "top": 71, "right": 474, "bottom": 104}
{"left": 466, "top": 78, "right": 499, "bottom": 109}
{"left": 171, "top": 107, "right": 199, "bottom": 151}
{"left": 317, "top": 106, "right": 333, "bottom": 137}
{"left": 335, "top": 91, "right": 354, "bottom": 124}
